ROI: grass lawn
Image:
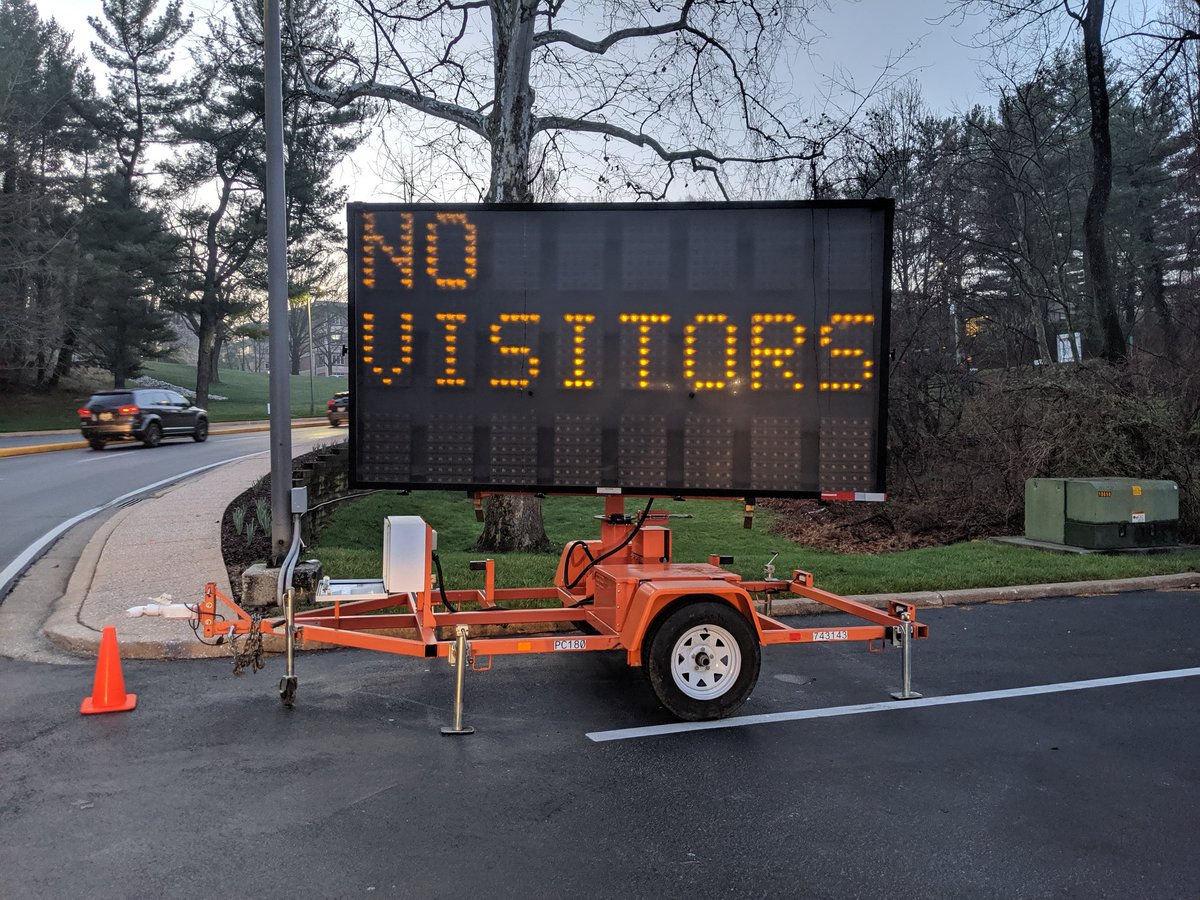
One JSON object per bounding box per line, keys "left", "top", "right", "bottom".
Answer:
{"left": 310, "top": 491, "right": 1200, "bottom": 596}
{"left": 140, "top": 361, "right": 347, "bottom": 423}
{"left": 0, "top": 360, "right": 347, "bottom": 432}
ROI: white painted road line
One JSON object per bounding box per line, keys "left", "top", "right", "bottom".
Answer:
{"left": 0, "top": 451, "right": 265, "bottom": 599}
{"left": 586, "top": 667, "right": 1200, "bottom": 742}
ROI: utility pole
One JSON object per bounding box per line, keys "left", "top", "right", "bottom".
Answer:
{"left": 306, "top": 293, "right": 315, "bottom": 415}
{"left": 264, "top": 0, "right": 292, "bottom": 566}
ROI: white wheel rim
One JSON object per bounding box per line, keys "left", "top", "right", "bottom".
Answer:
{"left": 669, "top": 623, "right": 741, "bottom": 700}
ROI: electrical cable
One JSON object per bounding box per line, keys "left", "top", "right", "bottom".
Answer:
{"left": 306, "top": 489, "right": 381, "bottom": 514}
{"left": 560, "top": 539, "right": 596, "bottom": 589}
{"left": 564, "top": 497, "right": 655, "bottom": 591}
{"left": 276, "top": 512, "right": 303, "bottom": 606}
{"left": 188, "top": 605, "right": 227, "bottom": 646}
{"left": 431, "top": 552, "right": 457, "bottom": 612}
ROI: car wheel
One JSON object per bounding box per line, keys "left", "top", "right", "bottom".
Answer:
{"left": 645, "top": 600, "right": 760, "bottom": 721}
{"left": 88, "top": 438, "right": 106, "bottom": 451}
{"left": 141, "top": 421, "right": 162, "bottom": 448}
{"left": 192, "top": 418, "right": 208, "bottom": 442}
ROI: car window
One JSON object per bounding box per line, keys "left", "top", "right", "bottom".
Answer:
{"left": 166, "top": 391, "right": 188, "bottom": 405}
{"left": 89, "top": 392, "right": 133, "bottom": 407}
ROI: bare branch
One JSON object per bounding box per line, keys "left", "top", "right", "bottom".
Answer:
{"left": 533, "top": 114, "right": 821, "bottom": 166}
{"left": 533, "top": 0, "right": 695, "bottom": 53}
{"left": 285, "top": 2, "right": 487, "bottom": 139}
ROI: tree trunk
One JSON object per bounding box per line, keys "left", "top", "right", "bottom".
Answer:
{"left": 1080, "top": 0, "right": 1125, "bottom": 363}
{"left": 210, "top": 336, "right": 222, "bottom": 385}
{"left": 475, "top": 493, "right": 553, "bottom": 553}
{"left": 1140, "top": 220, "right": 1174, "bottom": 364}
{"left": 487, "top": 0, "right": 537, "bottom": 204}
{"left": 474, "top": 0, "right": 551, "bottom": 554}
{"left": 195, "top": 306, "right": 217, "bottom": 408}
{"left": 47, "top": 327, "right": 76, "bottom": 388}
{"left": 1031, "top": 303, "right": 1053, "bottom": 366}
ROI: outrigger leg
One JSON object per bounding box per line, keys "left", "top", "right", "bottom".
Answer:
{"left": 890, "top": 606, "right": 922, "bottom": 700}
{"left": 441, "top": 625, "right": 474, "bottom": 735}
{"left": 279, "top": 587, "right": 298, "bottom": 707}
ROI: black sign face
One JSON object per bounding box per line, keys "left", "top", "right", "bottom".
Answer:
{"left": 347, "top": 201, "right": 891, "bottom": 499}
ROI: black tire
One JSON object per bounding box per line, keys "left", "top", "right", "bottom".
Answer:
{"left": 141, "top": 421, "right": 162, "bottom": 448}
{"left": 87, "top": 438, "right": 106, "bottom": 451}
{"left": 192, "top": 418, "right": 208, "bottom": 442}
{"left": 328, "top": 417, "right": 339, "bottom": 427}
{"left": 645, "top": 600, "right": 761, "bottom": 721}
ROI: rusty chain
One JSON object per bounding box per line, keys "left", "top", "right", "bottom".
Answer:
{"left": 230, "top": 611, "right": 265, "bottom": 676}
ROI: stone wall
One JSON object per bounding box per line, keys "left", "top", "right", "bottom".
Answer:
{"left": 292, "top": 443, "right": 351, "bottom": 545}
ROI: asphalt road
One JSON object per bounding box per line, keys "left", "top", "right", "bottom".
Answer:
{"left": 0, "top": 425, "right": 345, "bottom": 599}
{"left": 1, "top": 590, "right": 1196, "bottom": 898}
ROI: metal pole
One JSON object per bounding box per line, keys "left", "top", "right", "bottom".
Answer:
{"left": 441, "top": 625, "right": 475, "bottom": 735}
{"left": 279, "top": 586, "right": 298, "bottom": 707}
{"left": 285, "top": 587, "right": 295, "bottom": 678}
{"left": 306, "top": 294, "right": 314, "bottom": 416}
{"left": 891, "top": 613, "right": 923, "bottom": 700}
{"left": 264, "top": 0, "right": 292, "bottom": 566}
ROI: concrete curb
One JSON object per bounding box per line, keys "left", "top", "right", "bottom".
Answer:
{"left": 40, "top": 482, "right": 250, "bottom": 660}
{"left": 42, "top": 505, "right": 138, "bottom": 656}
{"left": 0, "top": 441, "right": 87, "bottom": 458}
{"left": 0, "top": 419, "right": 330, "bottom": 459}
{"left": 764, "top": 571, "right": 1200, "bottom": 616}
{"left": 36, "top": 435, "right": 337, "bottom": 660}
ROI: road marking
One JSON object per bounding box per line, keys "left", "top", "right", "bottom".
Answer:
{"left": 585, "top": 667, "right": 1200, "bottom": 742}
{"left": 0, "top": 451, "right": 265, "bottom": 600}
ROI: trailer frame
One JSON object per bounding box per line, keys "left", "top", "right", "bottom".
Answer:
{"left": 200, "top": 495, "right": 927, "bottom": 725}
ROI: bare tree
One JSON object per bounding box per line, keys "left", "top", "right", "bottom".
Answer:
{"left": 289, "top": 0, "right": 893, "bottom": 550}
{"left": 955, "top": 0, "right": 1129, "bottom": 362}
{"left": 292, "top": 1, "right": 852, "bottom": 202}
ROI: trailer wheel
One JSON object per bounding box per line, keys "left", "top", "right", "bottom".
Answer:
{"left": 645, "top": 601, "right": 760, "bottom": 721}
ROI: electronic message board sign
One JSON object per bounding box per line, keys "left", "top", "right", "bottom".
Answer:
{"left": 347, "top": 200, "right": 892, "bottom": 499}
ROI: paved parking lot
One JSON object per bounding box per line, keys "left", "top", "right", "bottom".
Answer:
{"left": 2, "top": 590, "right": 1197, "bottom": 898}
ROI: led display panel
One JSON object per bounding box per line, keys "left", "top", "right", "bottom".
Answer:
{"left": 347, "top": 200, "right": 892, "bottom": 499}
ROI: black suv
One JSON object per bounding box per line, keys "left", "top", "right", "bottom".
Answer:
{"left": 79, "top": 389, "right": 209, "bottom": 450}
{"left": 327, "top": 391, "right": 349, "bottom": 427}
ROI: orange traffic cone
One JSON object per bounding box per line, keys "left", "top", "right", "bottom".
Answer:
{"left": 80, "top": 626, "right": 137, "bottom": 715}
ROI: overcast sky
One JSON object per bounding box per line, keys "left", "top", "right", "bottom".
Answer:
{"left": 38, "top": 0, "right": 1001, "bottom": 200}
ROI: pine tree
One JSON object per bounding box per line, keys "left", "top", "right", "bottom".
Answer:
{"left": 0, "top": 0, "right": 95, "bottom": 389}
{"left": 168, "top": 0, "right": 364, "bottom": 407}
{"left": 79, "top": 0, "right": 191, "bottom": 386}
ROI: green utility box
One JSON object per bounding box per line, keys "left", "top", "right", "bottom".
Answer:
{"left": 1024, "top": 478, "right": 1179, "bottom": 549}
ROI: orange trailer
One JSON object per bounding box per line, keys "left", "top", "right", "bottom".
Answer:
{"left": 199, "top": 495, "right": 926, "bottom": 728}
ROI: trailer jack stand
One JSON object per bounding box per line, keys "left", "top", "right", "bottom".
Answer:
{"left": 441, "top": 625, "right": 475, "bottom": 736}
{"left": 279, "top": 588, "right": 299, "bottom": 708}
{"left": 890, "top": 612, "right": 922, "bottom": 700}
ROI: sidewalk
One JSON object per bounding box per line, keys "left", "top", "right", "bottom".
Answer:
{"left": 41, "top": 430, "right": 340, "bottom": 659}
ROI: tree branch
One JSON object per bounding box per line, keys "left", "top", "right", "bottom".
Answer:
{"left": 534, "top": 0, "right": 695, "bottom": 53}
{"left": 285, "top": 3, "right": 487, "bottom": 139}
{"left": 533, "top": 113, "right": 821, "bottom": 167}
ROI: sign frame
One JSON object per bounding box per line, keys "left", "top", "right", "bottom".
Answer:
{"left": 346, "top": 199, "right": 892, "bottom": 499}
